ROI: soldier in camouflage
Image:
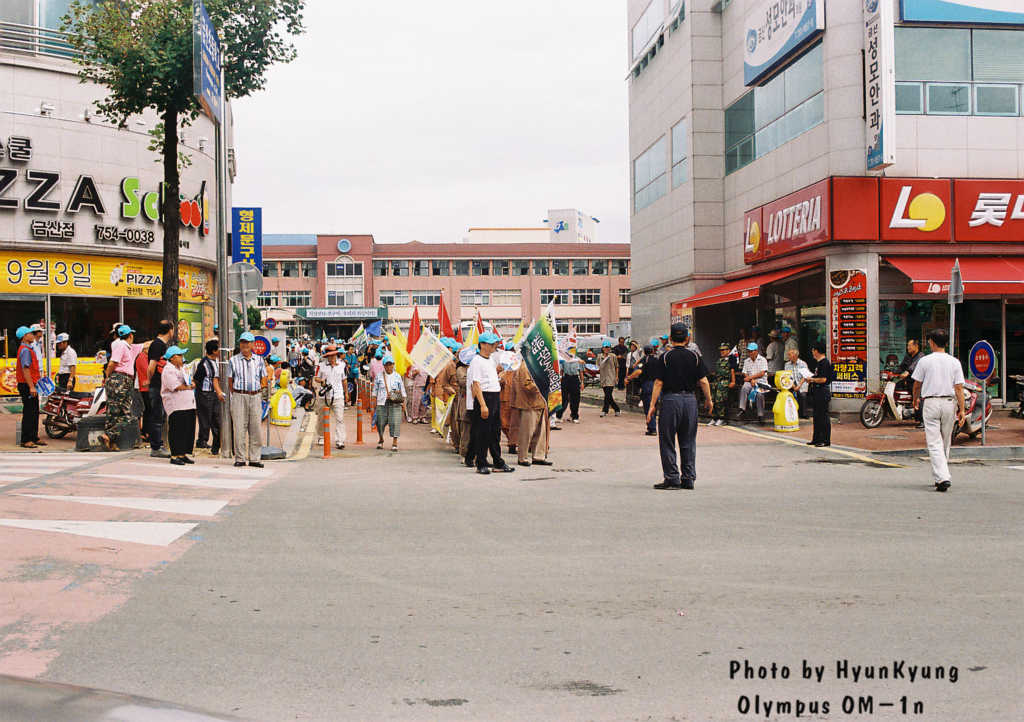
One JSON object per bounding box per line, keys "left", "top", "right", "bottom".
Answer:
{"left": 706, "top": 342, "right": 736, "bottom": 427}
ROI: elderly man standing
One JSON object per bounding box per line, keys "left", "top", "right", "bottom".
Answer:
{"left": 15, "top": 326, "right": 44, "bottom": 449}
{"left": 315, "top": 344, "right": 347, "bottom": 450}
{"left": 468, "top": 332, "right": 515, "bottom": 475}
{"left": 513, "top": 361, "right": 552, "bottom": 467}
{"left": 738, "top": 342, "right": 769, "bottom": 425}
{"left": 55, "top": 333, "right": 77, "bottom": 390}
{"left": 912, "top": 330, "right": 966, "bottom": 492}
{"left": 784, "top": 347, "right": 812, "bottom": 420}
{"left": 229, "top": 332, "right": 267, "bottom": 468}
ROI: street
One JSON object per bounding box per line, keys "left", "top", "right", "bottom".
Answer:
{"left": 2, "top": 406, "right": 1021, "bottom": 721}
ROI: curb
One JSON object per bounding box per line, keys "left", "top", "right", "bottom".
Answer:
{"left": 873, "top": 445, "right": 1024, "bottom": 460}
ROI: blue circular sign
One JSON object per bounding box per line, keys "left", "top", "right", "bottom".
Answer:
{"left": 265, "top": 317, "right": 278, "bottom": 330}
{"left": 337, "top": 238, "right": 352, "bottom": 253}
{"left": 969, "top": 340, "right": 996, "bottom": 381}
{"left": 252, "top": 335, "right": 272, "bottom": 358}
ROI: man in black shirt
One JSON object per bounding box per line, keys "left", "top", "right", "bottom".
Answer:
{"left": 147, "top": 319, "right": 174, "bottom": 457}
{"left": 612, "top": 337, "right": 628, "bottom": 390}
{"left": 647, "top": 323, "right": 712, "bottom": 490}
{"left": 626, "top": 343, "right": 660, "bottom": 436}
{"left": 897, "top": 338, "right": 924, "bottom": 427}
{"left": 808, "top": 341, "right": 835, "bottom": 447}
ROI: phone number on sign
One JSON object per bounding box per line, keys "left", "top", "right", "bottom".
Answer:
{"left": 95, "top": 225, "right": 156, "bottom": 244}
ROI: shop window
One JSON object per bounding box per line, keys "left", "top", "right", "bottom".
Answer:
{"left": 552, "top": 260, "right": 570, "bottom": 276}
{"left": 592, "top": 260, "right": 608, "bottom": 276}
{"left": 572, "top": 260, "right": 589, "bottom": 276}
{"left": 512, "top": 260, "right": 530, "bottom": 276}
{"left": 262, "top": 262, "right": 278, "bottom": 278}
{"left": 432, "top": 260, "right": 449, "bottom": 276}
{"left": 453, "top": 260, "right": 470, "bottom": 276}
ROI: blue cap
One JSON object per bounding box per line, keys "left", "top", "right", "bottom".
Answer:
{"left": 302, "top": 348, "right": 309, "bottom": 354}
{"left": 375, "top": 349, "right": 384, "bottom": 359}
{"left": 269, "top": 355, "right": 281, "bottom": 363}
{"left": 479, "top": 331, "right": 501, "bottom": 345}
{"left": 164, "top": 345, "right": 187, "bottom": 359}
{"left": 661, "top": 334, "right": 669, "bottom": 340}
{"left": 214, "top": 324, "right": 219, "bottom": 330}
{"left": 272, "top": 337, "right": 280, "bottom": 343}
{"left": 747, "top": 342, "right": 759, "bottom": 351}
{"left": 240, "top": 332, "right": 255, "bottom": 342}
{"left": 15, "top": 326, "right": 29, "bottom": 339}
{"left": 383, "top": 354, "right": 395, "bottom": 364}
{"left": 649, "top": 337, "right": 659, "bottom": 346}
{"left": 602, "top": 340, "right": 611, "bottom": 347}
{"left": 117, "top": 325, "right": 135, "bottom": 338}
{"left": 781, "top": 326, "right": 792, "bottom": 333}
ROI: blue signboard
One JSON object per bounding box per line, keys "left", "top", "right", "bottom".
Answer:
{"left": 744, "top": 0, "right": 826, "bottom": 86}
{"left": 901, "top": 0, "right": 1024, "bottom": 24}
{"left": 192, "top": 0, "right": 223, "bottom": 124}
{"left": 969, "top": 340, "right": 997, "bottom": 381}
{"left": 231, "top": 207, "right": 263, "bottom": 270}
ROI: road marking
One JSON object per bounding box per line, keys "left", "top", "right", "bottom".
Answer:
{"left": 290, "top": 431, "right": 314, "bottom": 461}
{"left": 127, "top": 462, "right": 273, "bottom": 478}
{"left": 720, "top": 425, "right": 906, "bottom": 468}
{"left": 0, "top": 519, "right": 198, "bottom": 546}
{"left": 0, "top": 476, "right": 34, "bottom": 487}
{"left": 15, "top": 495, "right": 228, "bottom": 517}
{"left": 1009, "top": 465, "right": 1024, "bottom": 471}
{"left": 82, "top": 473, "right": 259, "bottom": 490}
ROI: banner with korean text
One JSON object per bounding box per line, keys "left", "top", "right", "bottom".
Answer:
{"left": 231, "top": 207, "right": 262, "bottom": 269}
{"left": 409, "top": 328, "right": 453, "bottom": 379}
{"left": 829, "top": 269, "right": 868, "bottom": 398}
{"left": 521, "top": 315, "right": 562, "bottom": 414}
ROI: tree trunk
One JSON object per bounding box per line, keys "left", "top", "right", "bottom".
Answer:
{"left": 161, "top": 106, "right": 181, "bottom": 342}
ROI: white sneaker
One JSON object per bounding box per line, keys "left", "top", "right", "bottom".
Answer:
{"left": 600, "top": 412, "right": 607, "bottom": 417}
{"left": 572, "top": 419, "right": 580, "bottom": 424}
{"left": 716, "top": 419, "right": 726, "bottom": 427}
{"left": 706, "top": 420, "right": 716, "bottom": 427}
{"left": 615, "top": 412, "right": 620, "bottom": 417}
{"left": 336, "top": 443, "right": 345, "bottom": 450}
{"left": 316, "top": 437, "right": 324, "bottom": 445}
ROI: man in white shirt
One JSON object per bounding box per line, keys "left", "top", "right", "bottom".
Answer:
{"left": 738, "top": 342, "right": 769, "bottom": 425}
{"left": 55, "top": 333, "right": 77, "bottom": 390}
{"left": 314, "top": 344, "right": 347, "bottom": 449}
{"left": 912, "top": 329, "right": 966, "bottom": 492}
{"left": 784, "top": 348, "right": 812, "bottom": 419}
{"left": 468, "top": 332, "right": 514, "bottom": 475}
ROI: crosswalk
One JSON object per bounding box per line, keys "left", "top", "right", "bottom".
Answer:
{"left": 0, "top": 452, "right": 95, "bottom": 487}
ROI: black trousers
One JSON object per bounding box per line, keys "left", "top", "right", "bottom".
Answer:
{"left": 557, "top": 375, "right": 581, "bottom": 420}
{"left": 57, "top": 373, "right": 73, "bottom": 390}
{"left": 812, "top": 389, "right": 832, "bottom": 444}
{"left": 168, "top": 409, "right": 196, "bottom": 456}
{"left": 196, "top": 390, "right": 222, "bottom": 452}
{"left": 18, "top": 383, "right": 39, "bottom": 444}
{"left": 471, "top": 391, "right": 503, "bottom": 468}
{"left": 616, "top": 361, "right": 626, "bottom": 390}
{"left": 602, "top": 386, "right": 620, "bottom": 414}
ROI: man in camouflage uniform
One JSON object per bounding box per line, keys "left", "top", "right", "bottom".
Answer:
{"left": 706, "top": 342, "right": 736, "bottom": 427}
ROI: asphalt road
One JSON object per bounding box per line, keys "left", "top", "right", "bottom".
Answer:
{"left": 38, "top": 417, "right": 1024, "bottom": 721}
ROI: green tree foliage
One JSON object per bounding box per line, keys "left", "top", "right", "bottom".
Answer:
{"left": 63, "top": 0, "right": 304, "bottom": 337}
{"left": 248, "top": 305, "right": 263, "bottom": 331}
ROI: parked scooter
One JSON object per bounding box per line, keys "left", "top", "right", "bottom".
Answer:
{"left": 40, "top": 385, "right": 106, "bottom": 439}
{"left": 1009, "top": 375, "right": 1024, "bottom": 420}
{"left": 859, "top": 371, "right": 916, "bottom": 428}
{"left": 952, "top": 378, "right": 994, "bottom": 440}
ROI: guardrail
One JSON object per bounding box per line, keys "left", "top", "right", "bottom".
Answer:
{"left": 0, "top": 20, "right": 81, "bottom": 60}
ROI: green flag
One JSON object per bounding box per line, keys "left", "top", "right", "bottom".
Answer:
{"left": 521, "top": 315, "right": 562, "bottom": 413}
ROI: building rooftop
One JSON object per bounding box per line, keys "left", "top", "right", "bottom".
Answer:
{"left": 264, "top": 234, "right": 319, "bottom": 246}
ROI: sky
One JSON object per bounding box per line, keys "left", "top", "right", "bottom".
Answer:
{"left": 231, "top": 1, "right": 630, "bottom": 245}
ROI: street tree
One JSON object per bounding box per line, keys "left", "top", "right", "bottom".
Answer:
{"left": 63, "top": 0, "right": 304, "bottom": 335}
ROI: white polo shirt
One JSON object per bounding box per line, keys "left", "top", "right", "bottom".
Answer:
{"left": 466, "top": 353, "right": 500, "bottom": 411}
{"left": 912, "top": 351, "right": 965, "bottom": 398}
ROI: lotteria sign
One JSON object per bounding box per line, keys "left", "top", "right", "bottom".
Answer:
{"left": 744, "top": 0, "right": 826, "bottom": 85}
{"left": 901, "top": 0, "right": 1024, "bottom": 24}
{"left": 744, "top": 179, "right": 830, "bottom": 263}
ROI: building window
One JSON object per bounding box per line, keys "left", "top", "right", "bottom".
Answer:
{"left": 432, "top": 260, "right": 449, "bottom": 276}
{"left": 975, "top": 84, "right": 1019, "bottom": 116}
{"left": 592, "top": 260, "right": 608, "bottom": 276}
{"left": 631, "top": 0, "right": 664, "bottom": 60}
{"left": 512, "top": 260, "right": 530, "bottom": 276}
{"left": 570, "top": 319, "right": 602, "bottom": 334}
{"left": 329, "top": 290, "right": 364, "bottom": 307}
{"left": 540, "top": 289, "right": 568, "bottom": 305}
{"left": 282, "top": 290, "right": 312, "bottom": 307}
{"left": 725, "top": 42, "right": 824, "bottom": 174}
{"left": 490, "top": 289, "right": 522, "bottom": 306}
{"left": 461, "top": 290, "right": 490, "bottom": 306}
{"left": 611, "top": 259, "right": 629, "bottom": 276}
{"left": 379, "top": 290, "right": 409, "bottom": 307}
{"left": 552, "top": 259, "right": 569, "bottom": 276}
{"left": 472, "top": 260, "right": 490, "bottom": 276}
{"left": 895, "top": 82, "right": 924, "bottom": 114}
{"left": 373, "top": 260, "right": 388, "bottom": 277}
{"left": 257, "top": 292, "right": 277, "bottom": 308}
{"left": 634, "top": 136, "right": 666, "bottom": 211}
{"left": 927, "top": 83, "right": 971, "bottom": 115}
{"left": 327, "top": 262, "right": 362, "bottom": 277}
{"left": 555, "top": 320, "right": 570, "bottom": 335}
{"left": 619, "top": 288, "right": 632, "bottom": 304}
{"left": 412, "top": 291, "right": 441, "bottom": 306}
{"left": 301, "top": 261, "right": 316, "bottom": 278}
{"left": 572, "top": 289, "right": 600, "bottom": 305}
{"left": 671, "top": 118, "right": 688, "bottom": 188}
{"left": 280, "top": 261, "right": 299, "bottom": 278}
{"left": 262, "top": 262, "right": 278, "bottom": 278}
{"left": 493, "top": 260, "right": 510, "bottom": 276}
{"left": 412, "top": 260, "right": 430, "bottom": 277}
{"left": 533, "top": 260, "right": 549, "bottom": 276}
{"left": 391, "top": 260, "right": 409, "bottom": 277}
{"left": 453, "top": 260, "right": 470, "bottom": 276}
{"left": 572, "top": 260, "right": 589, "bottom": 276}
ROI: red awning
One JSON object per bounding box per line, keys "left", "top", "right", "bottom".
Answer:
{"left": 671, "top": 263, "right": 821, "bottom": 310}
{"left": 884, "top": 256, "right": 1024, "bottom": 295}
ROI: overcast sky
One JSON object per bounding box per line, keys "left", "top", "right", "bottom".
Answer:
{"left": 231, "top": 1, "right": 630, "bottom": 245}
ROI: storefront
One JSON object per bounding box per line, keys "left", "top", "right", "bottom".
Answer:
{"left": 294, "top": 307, "right": 388, "bottom": 342}
{"left": 671, "top": 177, "right": 1024, "bottom": 410}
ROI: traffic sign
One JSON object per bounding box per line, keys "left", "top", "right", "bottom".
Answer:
{"left": 252, "top": 335, "right": 271, "bottom": 358}
{"left": 227, "top": 261, "right": 263, "bottom": 305}
{"left": 969, "top": 340, "right": 996, "bottom": 381}
{"left": 265, "top": 317, "right": 278, "bottom": 330}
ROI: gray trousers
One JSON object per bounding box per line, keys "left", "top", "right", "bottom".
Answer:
{"left": 231, "top": 392, "right": 262, "bottom": 463}
{"left": 517, "top": 408, "right": 548, "bottom": 463}
{"left": 739, "top": 382, "right": 765, "bottom": 415}
{"left": 923, "top": 397, "right": 956, "bottom": 483}
{"left": 658, "top": 392, "right": 698, "bottom": 486}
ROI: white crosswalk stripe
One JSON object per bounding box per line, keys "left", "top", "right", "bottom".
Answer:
{"left": 82, "top": 473, "right": 260, "bottom": 490}
{"left": 0, "top": 452, "right": 95, "bottom": 487}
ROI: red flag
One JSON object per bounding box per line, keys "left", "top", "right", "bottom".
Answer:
{"left": 475, "top": 310, "right": 485, "bottom": 336}
{"left": 438, "top": 291, "right": 455, "bottom": 338}
{"left": 457, "top": 326, "right": 463, "bottom": 343}
{"left": 407, "top": 305, "right": 421, "bottom": 354}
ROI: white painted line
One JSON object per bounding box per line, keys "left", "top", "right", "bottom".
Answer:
{"left": 127, "top": 462, "right": 273, "bottom": 478}
{"left": 0, "top": 519, "right": 198, "bottom": 546}
{"left": 16, "top": 495, "right": 228, "bottom": 517}
{"left": 2, "top": 462, "right": 86, "bottom": 468}
{"left": 0, "top": 477, "right": 34, "bottom": 487}
{"left": 1009, "top": 465, "right": 1024, "bottom": 471}
{"left": 82, "top": 473, "right": 258, "bottom": 490}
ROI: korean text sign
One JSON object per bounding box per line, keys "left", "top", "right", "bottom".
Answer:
{"left": 192, "top": 0, "right": 223, "bottom": 124}
{"left": 864, "top": 0, "right": 896, "bottom": 170}
{"left": 231, "top": 207, "right": 262, "bottom": 269}
{"left": 829, "top": 270, "right": 868, "bottom": 399}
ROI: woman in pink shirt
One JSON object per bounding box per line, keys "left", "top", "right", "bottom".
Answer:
{"left": 100, "top": 325, "right": 144, "bottom": 452}
{"left": 161, "top": 346, "right": 197, "bottom": 466}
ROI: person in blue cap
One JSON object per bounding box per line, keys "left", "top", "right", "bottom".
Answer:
{"left": 99, "top": 324, "right": 144, "bottom": 452}
{"left": 161, "top": 346, "right": 197, "bottom": 465}
{"left": 467, "top": 331, "right": 515, "bottom": 474}
{"left": 658, "top": 334, "right": 670, "bottom": 357}
{"left": 738, "top": 341, "right": 769, "bottom": 425}
{"left": 228, "top": 331, "right": 268, "bottom": 467}
{"left": 598, "top": 339, "right": 620, "bottom": 417}
{"left": 372, "top": 353, "right": 406, "bottom": 451}
{"left": 14, "top": 325, "right": 44, "bottom": 448}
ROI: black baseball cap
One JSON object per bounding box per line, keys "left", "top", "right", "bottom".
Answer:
{"left": 670, "top": 322, "right": 689, "bottom": 341}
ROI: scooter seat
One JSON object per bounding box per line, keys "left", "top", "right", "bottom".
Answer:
{"left": 67, "top": 391, "right": 93, "bottom": 400}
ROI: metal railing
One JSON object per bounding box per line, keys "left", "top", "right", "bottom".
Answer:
{"left": 0, "top": 20, "right": 81, "bottom": 60}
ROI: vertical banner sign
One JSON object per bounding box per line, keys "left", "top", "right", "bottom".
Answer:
{"left": 829, "top": 270, "right": 868, "bottom": 398}
{"left": 192, "top": 0, "right": 223, "bottom": 125}
{"left": 231, "top": 207, "right": 262, "bottom": 270}
{"left": 522, "top": 316, "right": 563, "bottom": 414}
{"left": 864, "top": 0, "right": 896, "bottom": 170}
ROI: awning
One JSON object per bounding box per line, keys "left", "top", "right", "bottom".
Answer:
{"left": 884, "top": 256, "right": 1024, "bottom": 295}
{"left": 672, "top": 263, "right": 821, "bottom": 310}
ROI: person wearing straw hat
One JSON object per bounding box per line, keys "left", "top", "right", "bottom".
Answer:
{"left": 99, "top": 325, "right": 143, "bottom": 452}
{"left": 373, "top": 354, "right": 406, "bottom": 451}
{"left": 314, "top": 344, "right": 347, "bottom": 449}
{"left": 228, "top": 332, "right": 268, "bottom": 468}
{"left": 161, "top": 346, "right": 197, "bottom": 466}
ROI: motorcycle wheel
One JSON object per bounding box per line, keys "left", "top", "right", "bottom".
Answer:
{"left": 44, "top": 421, "right": 70, "bottom": 439}
{"left": 859, "top": 399, "right": 885, "bottom": 428}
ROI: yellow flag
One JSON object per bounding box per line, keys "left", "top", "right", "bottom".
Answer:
{"left": 385, "top": 329, "right": 412, "bottom": 375}
{"left": 511, "top": 317, "right": 526, "bottom": 345}
{"left": 465, "top": 324, "right": 479, "bottom": 348}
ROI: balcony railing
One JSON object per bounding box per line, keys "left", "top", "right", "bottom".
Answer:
{"left": 0, "top": 20, "right": 81, "bottom": 60}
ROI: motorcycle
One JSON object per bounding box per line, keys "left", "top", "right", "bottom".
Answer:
{"left": 1009, "top": 375, "right": 1024, "bottom": 420}
{"left": 40, "top": 385, "right": 106, "bottom": 439}
{"left": 952, "top": 378, "right": 994, "bottom": 440}
{"left": 859, "top": 372, "right": 916, "bottom": 428}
